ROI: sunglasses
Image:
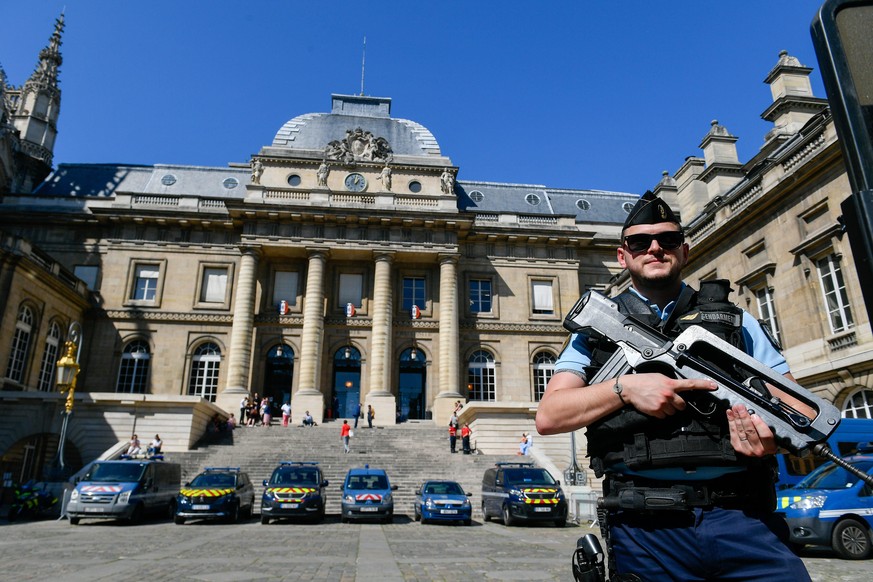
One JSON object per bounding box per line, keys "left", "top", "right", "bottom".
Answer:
{"left": 623, "top": 231, "right": 685, "bottom": 253}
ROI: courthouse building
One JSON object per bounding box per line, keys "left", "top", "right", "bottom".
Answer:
{"left": 1, "top": 16, "right": 872, "bottom": 482}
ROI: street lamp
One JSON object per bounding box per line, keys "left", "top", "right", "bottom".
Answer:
{"left": 55, "top": 322, "right": 82, "bottom": 470}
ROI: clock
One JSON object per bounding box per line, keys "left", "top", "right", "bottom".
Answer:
{"left": 344, "top": 172, "right": 367, "bottom": 192}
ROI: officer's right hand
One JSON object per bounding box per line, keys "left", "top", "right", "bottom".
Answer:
{"left": 618, "top": 373, "right": 717, "bottom": 419}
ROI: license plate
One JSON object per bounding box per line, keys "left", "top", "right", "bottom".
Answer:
{"left": 280, "top": 503, "right": 299, "bottom": 509}
{"left": 440, "top": 509, "right": 458, "bottom": 514}
{"left": 84, "top": 507, "right": 104, "bottom": 513}
{"left": 192, "top": 504, "right": 210, "bottom": 510}
{"left": 360, "top": 506, "right": 379, "bottom": 512}
{"left": 534, "top": 507, "right": 551, "bottom": 512}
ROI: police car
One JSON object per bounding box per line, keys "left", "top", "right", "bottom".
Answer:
{"left": 776, "top": 443, "right": 873, "bottom": 559}
{"left": 340, "top": 465, "right": 397, "bottom": 523}
{"left": 481, "top": 462, "right": 567, "bottom": 527}
{"left": 413, "top": 479, "right": 473, "bottom": 526}
{"left": 260, "top": 461, "right": 328, "bottom": 524}
{"left": 175, "top": 467, "right": 255, "bottom": 524}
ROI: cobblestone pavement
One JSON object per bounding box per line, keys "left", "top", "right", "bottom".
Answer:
{"left": 0, "top": 514, "right": 869, "bottom": 581}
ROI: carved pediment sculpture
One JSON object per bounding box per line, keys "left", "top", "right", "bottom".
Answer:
{"left": 324, "top": 128, "right": 393, "bottom": 164}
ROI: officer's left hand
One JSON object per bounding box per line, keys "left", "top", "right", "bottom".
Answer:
{"left": 726, "top": 404, "right": 776, "bottom": 457}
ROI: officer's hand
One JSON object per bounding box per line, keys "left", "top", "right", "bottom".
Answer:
{"left": 620, "top": 374, "right": 717, "bottom": 419}
{"left": 726, "top": 404, "right": 776, "bottom": 456}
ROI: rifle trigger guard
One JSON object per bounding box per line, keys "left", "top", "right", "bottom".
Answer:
{"left": 641, "top": 341, "right": 673, "bottom": 360}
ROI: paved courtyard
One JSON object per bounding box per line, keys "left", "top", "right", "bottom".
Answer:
{"left": 0, "top": 513, "right": 869, "bottom": 582}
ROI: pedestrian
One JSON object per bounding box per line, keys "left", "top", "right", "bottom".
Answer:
{"left": 341, "top": 419, "right": 351, "bottom": 453}
{"left": 366, "top": 404, "right": 374, "bottom": 428}
{"left": 239, "top": 396, "right": 248, "bottom": 426}
{"left": 126, "top": 434, "right": 141, "bottom": 456}
{"left": 354, "top": 401, "right": 362, "bottom": 429}
{"left": 303, "top": 410, "right": 315, "bottom": 427}
{"left": 261, "top": 398, "right": 272, "bottom": 427}
{"left": 461, "top": 423, "right": 472, "bottom": 454}
{"left": 247, "top": 400, "right": 258, "bottom": 427}
{"left": 448, "top": 422, "right": 457, "bottom": 453}
{"left": 535, "top": 191, "right": 815, "bottom": 581}
{"left": 147, "top": 434, "right": 162, "bottom": 455}
{"left": 281, "top": 400, "right": 292, "bottom": 427}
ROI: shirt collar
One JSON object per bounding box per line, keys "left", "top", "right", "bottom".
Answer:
{"left": 627, "top": 283, "right": 687, "bottom": 321}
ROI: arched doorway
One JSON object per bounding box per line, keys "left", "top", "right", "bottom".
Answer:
{"left": 263, "top": 343, "right": 294, "bottom": 406}
{"left": 0, "top": 433, "right": 83, "bottom": 483}
{"left": 398, "top": 346, "right": 425, "bottom": 420}
{"left": 332, "top": 346, "right": 361, "bottom": 419}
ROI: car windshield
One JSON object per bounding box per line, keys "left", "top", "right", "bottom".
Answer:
{"left": 346, "top": 474, "right": 388, "bottom": 490}
{"left": 795, "top": 460, "right": 873, "bottom": 490}
{"left": 190, "top": 473, "right": 237, "bottom": 488}
{"left": 272, "top": 468, "right": 318, "bottom": 486}
{"left": 423, "top": 482, "right": 464, "bottom": 495}
{"left": 504, "top": 469, "right": 556, "bottom": 487}
{"left": 85, "top": 463, "right": 147, "bottom": 483}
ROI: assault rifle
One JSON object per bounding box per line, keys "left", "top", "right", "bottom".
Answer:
{"left": 564, "top": 290, "right": 873, "bottom": 486}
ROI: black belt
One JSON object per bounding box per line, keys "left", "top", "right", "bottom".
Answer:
{"left": 600, "top": 472, "right": 771, "bottom": 512}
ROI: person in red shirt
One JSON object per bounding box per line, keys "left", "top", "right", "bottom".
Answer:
{"left": 448, "top": 423, "right": 457, "bottom": 453}
{"left": 461, "top": 423, "right": 472, "bottom": 454}
{"left": 340, "top": 419, "right": 351, "bottom": 453}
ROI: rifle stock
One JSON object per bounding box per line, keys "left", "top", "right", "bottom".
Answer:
{"left": 563, "top": 290, "right": 841, "bottom": 455}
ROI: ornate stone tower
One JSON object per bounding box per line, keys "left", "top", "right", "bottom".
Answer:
{"left": 1, "top": 13, "right": 64, "bottom": 193}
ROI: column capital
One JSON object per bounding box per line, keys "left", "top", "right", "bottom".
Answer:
{"left": 373, "top": 250, "right": 395, "bottom": 263}
{"left": 239, "top": 245, "right": 263, "bottom": 259}
{"left": 438, "top": 253, "right": 459, "bottom": 266}
{"left": 305, "top": 247, "right": 331, "bottom": 260}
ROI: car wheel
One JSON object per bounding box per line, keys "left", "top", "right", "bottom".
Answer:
{"left": 464, "top": 519, "right": 472, "bottom": 526}
{"left": 341, "top": 516, "right": 349, "bottom": 524}
{"left": 554, "top": 518, "right": 565, "bottom": 528}
{"left": 482, "top": 501, "right": 490, "bottom": 522}
{"left": 385, "top": 515, "right": 393, "bottom": 524}
{"left": 166, "top": 500, "right": 176, "bottom": 521}
{"left": 226, "top": 502, "right": 240, "bottom": 524}
{"left": 832, "top": 518, "right": 872, "bottom": 559}
{"left": 502, "top": 505, "right": 516, "bottom": 527}
{"left": 260, "top": 515, "right": 270, "bottom": 525}
{"left": 69, "top": 517, "right": 80, "bottom": 525}
{"left": 174, "top": 515, "right": 185, "bottom": 525}
{"left": 129, "top": 504, "right": 144, "bottom": 525}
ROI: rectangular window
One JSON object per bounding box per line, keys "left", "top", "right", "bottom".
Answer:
{"left": 755, "top": 287, "right": 781, "bottom": 346}
{"left": 200, "top": 267, "right": 228, "bottom": 303}
{"left": 469, "top": 279, "right": 492, "bottom": 314}
{"left": 817, "top": 255, "right": 854, "bottom": 333}
{"left": 339, "top": 273, "right": 364, "bottom": 308}
{"left": 273, "top": 271, "right": 299, "bottom": 307}
{"left": 37, "top": 339, "right": 60, "bottom": 392}
{"left": 402, "top": 277, "right": 426, "bottom": 312}
{"left": 531, "top": 280, "right": 554, "bottom": 315}
{"left": 74, "top": 265, "right": 100, "bottom": 290}
{"left": 131, "top": 264, "right": 160, "bottom": 301}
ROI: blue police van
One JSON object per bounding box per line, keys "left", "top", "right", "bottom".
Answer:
{"left": 777, "top": 418, "right": 873, "bottom": 489}
{"left": 776, "top": 443, "right": 873, "bottom": 559}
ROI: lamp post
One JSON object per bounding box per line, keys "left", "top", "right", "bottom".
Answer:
{"left": 55, "top": 322, "right": 82, "bottom": 470}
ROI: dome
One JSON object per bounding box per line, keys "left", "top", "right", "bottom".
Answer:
{"left": 271, "top": 94, "right": 443, "bottom": 160}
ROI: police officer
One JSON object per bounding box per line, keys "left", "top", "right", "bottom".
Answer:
{"left": 536, "top": 192, "right": 813, "bottom": 581}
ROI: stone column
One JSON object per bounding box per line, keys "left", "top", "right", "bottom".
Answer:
{"left": 366, "top": 252, "right": 396, "bottom": 426}
{"left": 292, "top": 248, "right": 329, "bottom": 422}
{"left": 216, "top": 247, "right": 259, "bottom": 413}
{"left": 433, "top": 253, "right": 462, "bottom": 425}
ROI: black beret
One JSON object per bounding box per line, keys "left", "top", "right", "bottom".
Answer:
{"left": 622, "top": 191, "right": 680, "bottom": 232}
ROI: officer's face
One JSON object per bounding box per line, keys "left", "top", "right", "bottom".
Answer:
{"left": 618, "top": 223, "right": 688, "bottom": 288}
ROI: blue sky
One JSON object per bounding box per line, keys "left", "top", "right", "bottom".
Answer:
{"left": 2, "top": 1, "right": 829, "bottom": 195}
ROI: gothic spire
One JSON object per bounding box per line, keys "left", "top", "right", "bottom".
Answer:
{"left": 29, "top": 12, "right": 65, "bottom": 90}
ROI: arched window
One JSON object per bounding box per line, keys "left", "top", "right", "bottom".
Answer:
{"left": 188, "top": 342, "right": 221, "bottom": 401}
{"left": 37, "top": 321, "right": 62, "bottom": 392}
{"left": 5, "top": 305, "right": 34, "bottom": 383}
{"left": 532, "top": 351, "right": 556, "bottom": 402}
{"left": 467, "top": 350, "right": 496, "bottom": 401}
{"left": 842, "top": 388, "right": 873, "bottom": 419}
{"left": 116, "top": 340, "right": 151, "bottom": 394}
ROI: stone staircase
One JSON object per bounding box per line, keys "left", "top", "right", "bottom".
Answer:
{"left": 170, "top": 419, "right": 520, "bottom": 518}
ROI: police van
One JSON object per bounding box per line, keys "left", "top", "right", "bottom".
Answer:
{"left": 776, "top": 443, "right": 873, "bottom": 559}
{"left": 481, "top": 462, "right": 567, "bottom": 527}
{"left": 66, "top": 457, "right": 181, "bottom": 524}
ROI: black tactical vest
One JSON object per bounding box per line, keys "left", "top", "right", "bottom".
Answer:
{"left": 585, "top": 280, "right": 759, "bottom": 478}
